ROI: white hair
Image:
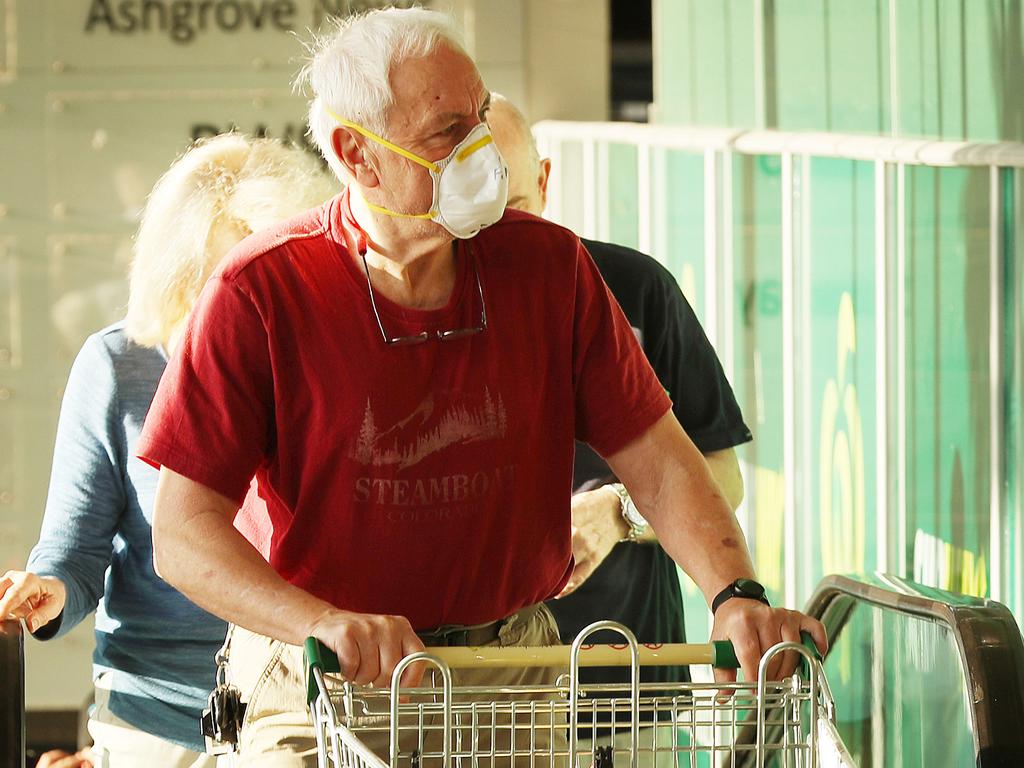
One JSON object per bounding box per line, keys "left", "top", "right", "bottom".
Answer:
{"left": 296, "top": 7, "right": 467, "bottom": 182}
{"left": 125, "top": 133, "right": 336, "bottom": 348}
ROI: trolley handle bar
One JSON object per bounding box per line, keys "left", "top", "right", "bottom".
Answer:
{"left": 303, "top": 632, "right": 820, "bottom": 702}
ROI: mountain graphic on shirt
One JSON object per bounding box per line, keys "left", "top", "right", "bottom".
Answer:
{"left": 351, "top": 388, "right": 508, "bottom": 470}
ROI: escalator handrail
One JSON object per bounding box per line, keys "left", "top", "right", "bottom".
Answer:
{"left": 0, "top": 618, "right": 25, "bottom": 768}
{"left": 805, "top": 573, "right": 1024, "bottom": 766}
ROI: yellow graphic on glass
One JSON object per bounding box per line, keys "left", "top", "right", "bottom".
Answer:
{"left": 820, "top": 292, "right": 866, "bottom": 578}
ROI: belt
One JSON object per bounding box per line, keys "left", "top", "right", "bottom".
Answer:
{"left": 417, "top": 603, "right": 541, "bottom": 647}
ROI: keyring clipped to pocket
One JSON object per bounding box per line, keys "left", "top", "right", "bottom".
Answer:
{"left": 201, "top": 625, "right": 246, "bottom": 756}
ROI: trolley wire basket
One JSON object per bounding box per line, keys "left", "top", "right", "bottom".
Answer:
{"left": 305, "top": 621, "right": 854, "bottom": 768}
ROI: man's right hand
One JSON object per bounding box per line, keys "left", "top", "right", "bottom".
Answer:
{"left": 307, "top": 609, "right": 426, "bottom": 688}
{"left": 0, "top": 571, "right": 66, "bottom": 633}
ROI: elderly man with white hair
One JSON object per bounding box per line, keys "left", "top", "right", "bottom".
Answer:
{"left": 138, "top": 7, "right": 826, "bottom": 765}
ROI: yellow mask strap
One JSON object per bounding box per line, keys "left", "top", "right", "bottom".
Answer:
{"left": 362, "top": 199, "right": 435, "bottom": 220}
{"left": 326, "top": 107, "right": 440, "bottom": 173}
{"left": 455, "top": 133, "right": 494, "bottom": 162}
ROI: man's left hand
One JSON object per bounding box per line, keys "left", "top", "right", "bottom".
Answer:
{"left": 710, "top": 599, "right": 828, "bottom": 684}
{"left": 557, "top": 486, "right": 630, "bottom": 597}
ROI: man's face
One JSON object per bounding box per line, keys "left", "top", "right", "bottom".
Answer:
{"left": 366, "top": 44, "right": 491, "bottom": 224}
{"left": 486, "top": 102, "right": 545, "bottom": 216}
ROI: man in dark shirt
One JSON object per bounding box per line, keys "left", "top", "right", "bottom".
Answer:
{"left": 488, "top": 95, "right": 754, "bottom": 765}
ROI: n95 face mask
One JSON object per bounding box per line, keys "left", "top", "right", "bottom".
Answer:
{"left": 328, "top": 109, "right": 509, "bottom": 239}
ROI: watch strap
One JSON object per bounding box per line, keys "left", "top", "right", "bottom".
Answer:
{"left": 603, "top": 483, "right": 647, "bottom": 541}
{"left": 711, "top": 578, "right": 770, "bottom": 614}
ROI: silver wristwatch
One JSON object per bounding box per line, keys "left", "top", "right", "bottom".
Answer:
{"left": 605, "top": 482, "right": 648, "bottom": 541}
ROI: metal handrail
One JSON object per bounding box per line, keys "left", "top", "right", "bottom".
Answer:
{"left": 805, "top": 573, "right": 1024, "bottom": 767}
{"left": 532, "top": 120, "right": 1024, "bottom": 168}
{"left": 0, "top": 619, "right": 24, "bottom": 768}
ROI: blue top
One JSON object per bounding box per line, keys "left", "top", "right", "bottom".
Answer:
{"left": 27, "top": 323, "right": 227, "bottom": 751}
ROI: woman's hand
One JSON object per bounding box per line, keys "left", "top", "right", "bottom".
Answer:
{"left": 0, "top": 570, "right": 67, "bottom": 633}
{"left": 35, "top": 749, "right": 93, "bottom": 768}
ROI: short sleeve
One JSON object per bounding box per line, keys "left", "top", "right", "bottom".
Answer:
{"left": 137, "top": 275, "right": 274, "bottom": 504}
{"left": 572, "top": 243, "right": 672, "bottom": 456}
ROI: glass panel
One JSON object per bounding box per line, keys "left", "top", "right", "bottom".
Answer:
{"left": 1009, "top": 168, "right": 1024, "bottom": 620}
{"left": 962, "top": 1, "right": 1003, "bottom": 142}
{"left": 905, "top": 166, "right": 991, "bottom": 596}
{"left": 730, "top": 153, "right": 786, "bottom": 604}
{"left": 825, "top": 600, "right": 975, "bottom": 767}
{"left": 805, "top": 158, "right": 878, "bottom": 587}
{"left": 774, "top": 0, "right": 830, "bottom": 130}
{"left": 657, "top": 149, "right": 706, "bottom": 322}
{"left": 825, "top": 0, "right": 888, "bottom": 133}
{"left": 652, "top": 0, "right": 755, "bottom": 127}
{"left": 607, "top": 142, "right": 639, "bottom": 249}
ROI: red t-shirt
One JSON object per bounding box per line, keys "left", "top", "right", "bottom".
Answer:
{"left": 138, "top": 192, "right": 671, "bottom": 629}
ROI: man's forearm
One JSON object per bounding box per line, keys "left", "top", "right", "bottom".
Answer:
{"left": 606, "top": 413, "right": 755, "bottom": 603}
{"left": 630, "top": 447, "right": 743, "bottom": 544}
{"left": 152, "top": 468, "right": 334, "bottom": 644}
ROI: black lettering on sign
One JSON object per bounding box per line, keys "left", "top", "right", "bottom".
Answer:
{"left": 85, "top": 0, "right": 117, "bottom": 31}
{"left": 190, "top": 123, "right": 222, "bottom": 141}
{"left": 313, "top": 0, "right": 417, "bottom": 27}
{"left": 188, "top": 122, "right": 325, "bottom": 168}
{"left": 84, "top": 0, "right": 297, "bottom": 45}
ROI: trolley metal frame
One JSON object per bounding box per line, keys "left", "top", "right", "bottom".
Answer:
{"left": 306, "top": 622, "right": 851, "bottom": 768}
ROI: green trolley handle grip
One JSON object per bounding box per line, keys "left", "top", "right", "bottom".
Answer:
{"left": 714, "top": 631, "right": 822, "bottom": 675}
{"left": 305, "top": 636, "right": 342, "bottom": 704}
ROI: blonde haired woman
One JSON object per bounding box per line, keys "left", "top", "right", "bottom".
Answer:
{"left": 0, "top": 134, "right": 335, "bottom": 767}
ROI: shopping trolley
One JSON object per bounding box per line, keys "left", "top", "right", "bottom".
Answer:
{"left": 305, "top": 621, "right": 854, "bottom": 768}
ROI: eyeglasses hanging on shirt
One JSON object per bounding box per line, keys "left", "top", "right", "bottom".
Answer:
{"left": 359, "top": 251, "right": 488, "bottom": 346}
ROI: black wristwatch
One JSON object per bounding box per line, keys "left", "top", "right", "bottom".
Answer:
{"left": 711, "top": 578, "right": 770, "bottom": 614}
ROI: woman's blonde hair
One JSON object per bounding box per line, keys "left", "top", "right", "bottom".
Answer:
{"left": 125, "top": 133, "right": 337, "bottom": 348}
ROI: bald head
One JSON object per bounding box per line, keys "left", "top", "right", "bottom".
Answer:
{"left": 487, "top": 94, "right": 550, "bottom": 216}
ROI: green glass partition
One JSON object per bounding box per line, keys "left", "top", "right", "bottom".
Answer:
{"left": 608, "top": 143, "right": 640, "bottom": 249}
{"left": 731, "top": 154, "right": 786, "bottom": 604}
{"left": 806, "top": 159, "right": 879, "bottom": 586}
{"left": 653, "top": 0, "right": 1024, "bottom": 142}
{"left": 657, "top": 149, "right": 705, "bottom": 319}
{"left": 904, "top": 166, "right": 992, "bottom": 593}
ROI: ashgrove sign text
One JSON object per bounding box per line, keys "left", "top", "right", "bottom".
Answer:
{"left": 84, "top": 1, "right": 416, "bottom": 44}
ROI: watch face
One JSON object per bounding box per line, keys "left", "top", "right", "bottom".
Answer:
{"left": 735, "top": 578, "right": 766, "bottom": 599}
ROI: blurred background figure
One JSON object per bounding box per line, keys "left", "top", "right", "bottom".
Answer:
{"left": 0, "top": 134, "right": 335, "bottom": 767}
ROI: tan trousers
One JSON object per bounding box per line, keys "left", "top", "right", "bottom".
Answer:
{"left": 229, "top": 605, "right": 567, "bottom": 768}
